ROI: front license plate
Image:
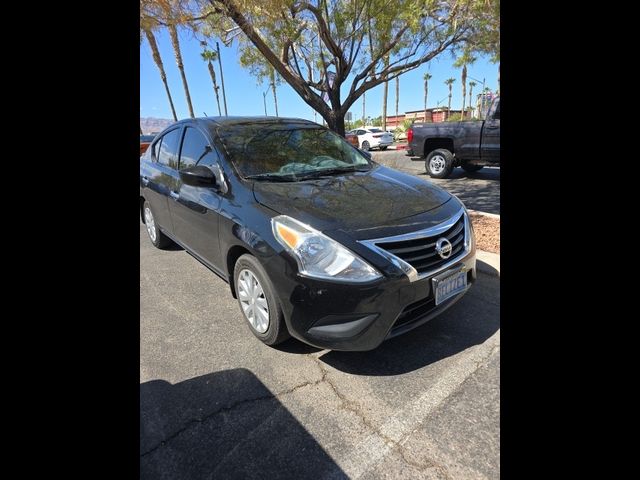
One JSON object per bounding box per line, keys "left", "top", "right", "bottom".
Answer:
{"left": 433, "top": 270, "right": 467, "bottom": 305}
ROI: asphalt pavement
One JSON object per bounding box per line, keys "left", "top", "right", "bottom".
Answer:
{"left": 371, "top": 150, "right": 500, "bottom": 215}
{"left": 140, "top": 224, "right": 500, "bottom": 479}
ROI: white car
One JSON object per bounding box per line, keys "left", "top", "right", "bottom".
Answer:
{"left": 347, "top": 128, "right": 394, "bottom": 151}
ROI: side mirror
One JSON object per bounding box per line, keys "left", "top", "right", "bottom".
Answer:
{"left": 359, "top": 149, "right": 372, "bottom": 160}
{"left": 179, "top": 165, "right": 217, "bottom": 188}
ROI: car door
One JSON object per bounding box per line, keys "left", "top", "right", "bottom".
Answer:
{"left": 143, "top": 126, "right": 183, "bottom": 235}
{"left": 168, "top": 125, "right": 225, "bottom": 271}
{"left": 481, "top": 99, "right": 500, "bottom": 163}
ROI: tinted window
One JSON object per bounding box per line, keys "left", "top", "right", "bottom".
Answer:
{"left": 140, "top": 135, "right": 155, "bottom": 142}
{"left": 179, "top": 127, "right": 215, "bottom": 169}
{"left": 157, "top": 128, "right": 181, "bottom": 169}
{"left": 368, "top": 128, "right": 383, "bottom": 133}
{"left": 357, "top": 130, "right": 366, "bottom": 135}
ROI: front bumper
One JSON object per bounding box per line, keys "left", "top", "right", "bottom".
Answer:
{"left": 263, "top": 246, "right": 476, "bottom": 351}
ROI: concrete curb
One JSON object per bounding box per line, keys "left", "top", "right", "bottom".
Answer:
{"left": 476, "top": 250, "right": 500, "bottom": 277}
{"left": 468, "top": 209, "right": 500, "bottom": 220}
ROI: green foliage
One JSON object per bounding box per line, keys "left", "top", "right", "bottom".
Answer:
{"left": 200, "top": 49, "right": 218, "bottom": 62}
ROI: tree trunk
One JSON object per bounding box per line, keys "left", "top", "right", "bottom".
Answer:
{"left": 461, "top": 65, "right": 467, "bottom": 120}
{"left": 382, "top": 57, "right": 389, "bottom": 130}
{"left": 140, "top": 125, "right": 143, "bottom": 135}
{"left": 395, "top": 76, "right": 399, "bottom": 120}
{"left": 144, "top": 29, "right": 177, "bottom": 121}
{"left": 469, "top": 85, "right": 474, "bottom": 118}
{"left": 207, "top": 61, "right": 222, "bottom": 116}
{"left": 326, "top": 113, "right": 346, "bottom": 137}
{"left": 270, "top": 69, "right": 279, "bottom": 116}
{"left": 447, "top": 88, "right": 452, "bottom": 116}
{"left": 168, "top": 24, "right": 195, "bottom": 118}
{"left": 497, "top": 63, "right": 500, "bottom": 93}
{"left": 362, "top": 92, "right": 366, "bottom": 124}
{"left": 424, "top": 80, "right": 427, "bottom": 122}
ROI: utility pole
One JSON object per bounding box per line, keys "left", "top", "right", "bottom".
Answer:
{"left": 216, "top": 42, "right": 228, "bottom": 115}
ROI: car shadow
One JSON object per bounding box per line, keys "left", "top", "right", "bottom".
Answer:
{"left": 317, "top": 273, "right": 499, "bottom": 376}
{"left": 140, "top": 368, "right": 345, "bottom": 479}
{"left": 476, "top": 258, "right": 499, "bottom": 277}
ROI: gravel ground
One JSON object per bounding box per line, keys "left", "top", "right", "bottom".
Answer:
{"left": 470, "top": 213, "right": 500, "bottom": 253}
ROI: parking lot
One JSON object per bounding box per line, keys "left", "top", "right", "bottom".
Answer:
{"left": 371, "top": 150, "right": 500, "bottom": 215}
{"left": 140, "top": 223, "right": 500, "bottom": 478}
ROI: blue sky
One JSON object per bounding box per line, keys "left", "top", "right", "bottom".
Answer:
{"left": 140, "top": 27, "right": 499, "bottom": 122}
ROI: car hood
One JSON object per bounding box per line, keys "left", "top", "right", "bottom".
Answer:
{"left": 252, "top": 165, "right": 452, "bottom": 233}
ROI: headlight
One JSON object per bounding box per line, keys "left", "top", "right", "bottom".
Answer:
{"left": 271, "top": 215, "right": 382, "bottom": 283}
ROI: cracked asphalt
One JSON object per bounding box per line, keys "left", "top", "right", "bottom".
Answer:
{"left": 370, "top": 150, "right": 500, "bottom": 215}
{"left": 141, "top": 222, "right": 500, "bottom": 479}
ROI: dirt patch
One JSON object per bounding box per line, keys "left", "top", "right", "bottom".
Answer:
{"left": 470, "top": 213, "right": 500, "bottom": 253}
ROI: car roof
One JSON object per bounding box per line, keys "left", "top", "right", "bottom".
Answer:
{"left": 175, "top": 116, "right": 320, "bottom": 128}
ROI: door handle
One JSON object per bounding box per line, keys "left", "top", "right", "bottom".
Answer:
{"left": 169, "top": 191, "right": 179, "bottom": 200}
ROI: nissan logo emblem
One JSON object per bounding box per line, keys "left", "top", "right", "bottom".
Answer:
{"left": 435, "top": 238, "right": 453, "bottom": 259}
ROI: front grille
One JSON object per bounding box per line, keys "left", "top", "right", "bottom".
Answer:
{"left": 393, "top": 296, "right": 436, "bottom": 330}
{"left": 374, "top": 214, "right": 466, "bottom": 275}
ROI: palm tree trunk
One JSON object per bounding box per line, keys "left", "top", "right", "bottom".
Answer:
{"left": 382, "top": 57, "right": 389, "bottom": 130}
{"left": 362, "top": 91, "right": 366, "bottom": 124}
{"left": 270, "top": 70, "right": 279, "bottom": 117}
{"left": 424, "top": 80, "right": 427, "bottom": 122}
{"left": 207, "top": 60, "right": 222, "bottom": 115}
{"left": 497, "top": 63, "right": 500, "bottom": 93}
{"left": 461, "top": 65, "right": 467, "bottom": 120}
{"left": 469, "top": 85, "right": 474, "bottom": 118}
{"left": 144, "top": 29, "right": 177, "bottom": 121}
{"left": 395, "top": 76, "right": 399, "bottom": 120}
{"left": 447, "top": 87, "right": 452, "bottom": 115}
{"left": 168, "top": 24, "right": 195, "bottom": 118}
{"left": 140, "top": 125, "right": 143, "bottom": 135}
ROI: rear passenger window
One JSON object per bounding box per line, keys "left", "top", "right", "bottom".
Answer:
{"left": 179, "top": 127, "right": 218, "bottom": 169}
{"left": 156, "top": 128, "right": 181, "bottom": 169}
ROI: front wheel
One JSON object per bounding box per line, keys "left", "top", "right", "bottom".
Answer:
{"left": 425, "top": 149, "right": 455, "bottom": 179}
{"left": 461, "top": 163, "right": 484, "bottom": 173}
{"left": 234, "top": 254, "right": 290, "bottom": 346}
{"left": 361, "top": 140, "right": 370, "bottom": 151}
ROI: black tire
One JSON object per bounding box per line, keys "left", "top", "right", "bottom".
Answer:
{"left": 361, "top": 140, "right": 370, "bottom": 151}
{"left": 379, "top": 146, "right": 388, "bottom": 151}
{"left": 234, "top": 254, "right": 290, "bottom": 346}
{"left": 461, "top": 163, "right": 484, "bottom": 173}
{"left": 425, "top": 149, "right": 455, "bottom": 179}
{"left": 142, "top": 200, "right": 173, "bottom": 249}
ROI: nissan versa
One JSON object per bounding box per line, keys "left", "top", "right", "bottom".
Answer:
{"left": 140, "top": 117, "right": 476, "bottom": 351}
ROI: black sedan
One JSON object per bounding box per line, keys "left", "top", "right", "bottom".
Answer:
{"left": 140, "top": 117, "right": 476, "bottom": 351}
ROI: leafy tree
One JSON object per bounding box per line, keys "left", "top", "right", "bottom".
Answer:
{"left": 201, "top": 48, "right": 222, "bottom": 115}
{"left": 444, "top": 77, "right": 455, "bottom": 114}
{"left": 180, "top": 0, "right": 482, "bottom": 134}
{"left": 423, "top": 72, "right": 432, "bottom": 122}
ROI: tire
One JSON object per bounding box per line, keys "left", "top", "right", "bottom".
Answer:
{"left": 425, "top": 149, "right": 455, "bottom": 179}
{"left": 361, "top": 140, "right": 370, "bottom": 151}
{"left": 379, "top": 146, "right": 388, "bottom": 151}
{"left": 234, "top": 254, "right": 290, "bottom": 346}
{"left": 143, "top": 200, "right": 173, "bottom": 249}
{"left": 461, "top": 163, "right": 484, "bottom": 173}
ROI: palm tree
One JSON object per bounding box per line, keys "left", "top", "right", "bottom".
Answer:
{"left": 468, "top": 81, "right": 477, "bottom": 118}
{"left": 454, "top": 53, "right": 476, "bottom": 120}
{"left": 445, "top": 78, "right": 456, "bottom": 118}
{"left": 142, "top": 27, "right": 178, "bottom": 121}
{"left": 269, "top": 68, "right": 279, "bottom": 117}
{"left": 423, "top": 73, "right": 432, "bottom": 122}
{"left": 201, "top": 49, "right": 222, "bottom": 116}
{"left": 395, "top": 76, "right": 400, "bottom": 121}
{"left": 382, "top": 56, "right": 389, "bottom": 130}
{"left": 168, "top": 23, "right": 195, "bottom": 118}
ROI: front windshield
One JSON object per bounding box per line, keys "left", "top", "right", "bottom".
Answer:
{"left": 216, "top": 124, "right": 372, "bottom": 180}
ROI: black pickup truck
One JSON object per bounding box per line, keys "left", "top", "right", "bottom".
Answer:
{"left": 407, "top": 97, "right": 500, "bottom": 178}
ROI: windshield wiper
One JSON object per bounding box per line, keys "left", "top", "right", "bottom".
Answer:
{"left": 244, "top": 173, "right": 298, "bottom": 182}
{"left": 294, "top": 166, "right": 371, "bottom": 180}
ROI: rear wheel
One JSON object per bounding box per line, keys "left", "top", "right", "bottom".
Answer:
{"left": 425, "top": 149, "right": 455, "bottom": 179}
{"left": 361, "top": 140, "right": 370, "bottom": 151}
{"left": 234, "top": 254, "right": 290, "bottom": 346}
{"left": 143, "top": 201, "right": 173, "bottom": 249}
{"left": 461, "top": 163, "right": 484, "bottom": 173}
